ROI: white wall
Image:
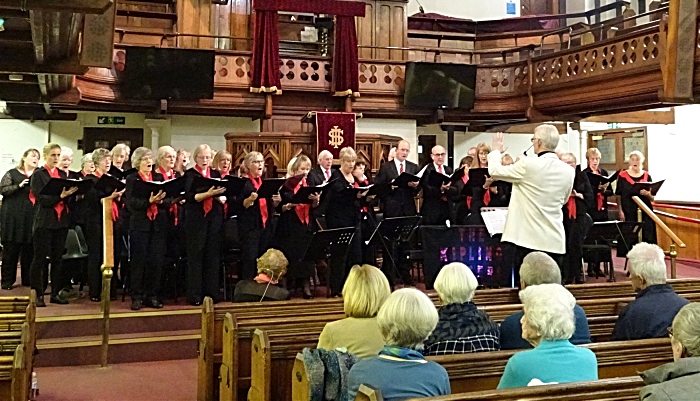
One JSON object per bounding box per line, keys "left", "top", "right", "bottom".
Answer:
{"left": 356, "top": 118, "right": 418, "bottom": 163}
{"left": 407, "top": 0, "right": 520, "bottom": 21}
{"left": 0, "top": 119, "right": 49, "bottom": 172}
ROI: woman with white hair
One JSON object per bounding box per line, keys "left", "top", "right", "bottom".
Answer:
{"left": 497, "top": 284, "right": 598, "bottom": 388}
{"left": 615, "top": 150, "right": 657, "bottom": 244}
{"left": 423, "top": 263, "right": 500, "bottom": 355}
{"left": 639, "top": 303, "right": 700, "bottom": 399}
{"left": 80, "top": 153, "right": 95, "bottom": 177}
{"left": 347, "top": 288, "right": 450, "bottom": 400}
{"left": 318, "top": 264, "right": 390, "bottom": 358}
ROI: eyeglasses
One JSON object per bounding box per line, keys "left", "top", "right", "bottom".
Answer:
{"left": 251, "top": 160, "right": 264, "bottom": 165}
{"left": 433, "top": 153, "right": 446, "bottom": 157}
{"left": 667, "top": 326, "right": 674, "bottom": 338}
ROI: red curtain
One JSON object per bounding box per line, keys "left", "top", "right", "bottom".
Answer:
{"left": 250, "top": 9, "right": 281, "bottom": 94}
{"left": 332, "top": 16, "right": 360, "bottom": 97}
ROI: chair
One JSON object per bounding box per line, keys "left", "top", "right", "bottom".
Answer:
{"left": 62, "top": 228, "right": 89, "bottom": 291}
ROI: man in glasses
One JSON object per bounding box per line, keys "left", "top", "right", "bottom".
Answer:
{"left": 420, "top": 145, "right": 455, "bottom": 226}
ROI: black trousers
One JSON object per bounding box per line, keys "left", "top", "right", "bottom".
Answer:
{"left": 240, "top": 225, "right": 272, "bottom": 281}
{"left": 130, "top": 229, "right": 167, "bottom": 301}
{"left": 186, "top": 217, "right": 222, "bottom": 303}
{"left": 85, "top": 222, "right": 104, "bottom": 299}
{"left": 329, "top": 225, "right": 362, "bottom": 295}
{"left": 564, "top": 214, "right": 593, "bottom": 284}
{"left": 30, "top": 228, "right": 68, "bottom": 297}
{"left": 1, "top": 242, "right": 32, "bottom": 287}
{"left": 505, "top": 242, "right": 564, "bottom": 287}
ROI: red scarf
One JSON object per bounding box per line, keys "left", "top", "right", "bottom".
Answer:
{"left": 195, "top": 165, "right": 213, "bottom": 217}
{"left": 159, "top": 167, "right": 179, "bottom": 225}
{"left": 45, "top": 165, "right": 65, "bottom": 220}
{"left": 249, "top": 173, "right": 268, "bottom": 227}
{"left": 462, "top": 175, "right": 471, "bottom": 208}
{"left": 139, "top": 171, "right": 158, "bottom": 221}
{"left": 22, "top": 170, "right": 35, "bottom": 205}
{"left": 483, "top": 188, "right": 491, "bottom": 206}
{"left": 566, "top": 196, "right": 577, "bottom": 219}
{"left": 353, "top": 180, "right": 369, "bottom": 214}
{"left": 620, "top": 170, "right": 648, "bottom": 185}
{"left": 294, "top": 178, "right": 311, "bottom": 224}
{"left": 590, "top": 169, "right": 605, "bottom": 211}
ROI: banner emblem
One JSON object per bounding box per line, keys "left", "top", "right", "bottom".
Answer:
{"left": 328, "top": 126, "right": 344, "bottom": 148}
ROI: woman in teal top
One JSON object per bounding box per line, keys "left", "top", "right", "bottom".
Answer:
{"left": 498, "top": 284, "right": 598, "bottom": 389}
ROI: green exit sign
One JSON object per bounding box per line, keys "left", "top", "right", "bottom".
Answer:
{"left": 607, "top": 123, "right": 621, "bottom": 129}
{"left": 98, "top": 116, "right": 126, "bottom": 125}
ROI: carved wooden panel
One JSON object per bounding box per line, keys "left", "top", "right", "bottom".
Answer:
{"left": 279, "top": 57, "right": 332, "bottom": 92}
{"left": 355, "top": 0, "right": 407, "bottom": 61}
{"left": 358, "top": 62, "right": 405, "bottom": 94}
{"left": 476, "top": 63, "right": 529, "bottom": 95}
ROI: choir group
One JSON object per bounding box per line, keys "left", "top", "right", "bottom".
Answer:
{"left": 0, "top": 137, "right": 656, "bottom": 308}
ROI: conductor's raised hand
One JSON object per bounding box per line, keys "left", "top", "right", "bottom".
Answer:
{"left": 60, "top": 186, "right": 79, "bottom": 199}
{"left": 492, "top": 132, "right": 506, "bottom": 153}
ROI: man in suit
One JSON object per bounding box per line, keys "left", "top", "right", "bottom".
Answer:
{"left": 420, "top": 145, "right": 456, "bottom": 225}
{"left": 374, "top": 140, "right": 420, "bottom": 285}
{"left": 488, "top": 125, "right": 574, "bottom": 286}
{"left": 307, "top": 150, "right": 334, "bottom": 228}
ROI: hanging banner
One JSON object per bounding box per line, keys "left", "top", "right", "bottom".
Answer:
{"left": 316, "top": 112, "right": 356, "bottom": 159}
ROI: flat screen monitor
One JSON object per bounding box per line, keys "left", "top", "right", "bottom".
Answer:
{"left": 403, "top": 62, "right": 477, "bottom": 110}
{"left": 123, "top": 47, "right": 215, "bottom": 100}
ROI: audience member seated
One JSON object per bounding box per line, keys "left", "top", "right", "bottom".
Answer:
{"left": 423, "top": 262, "right": 500, "bottom": 355}
{"left": 639, "top": 303, "right": 700, "bottom": 400}
{"left": 498, "top": 284, "right": 598, "bottom": 389}
{"left": 317, "top": 264, "right": 391, "bottom": 359}
{"left": 233, "top": 249, "right": 290, "bottom": 302}
{"left": 500, "top": 252, "right": 591, "bottom": 349}
{"left": 611, "top": 243, "right": 689, "bottom": 341}
{"left": 347, "top": 288, "right": 450, "bottom": 400}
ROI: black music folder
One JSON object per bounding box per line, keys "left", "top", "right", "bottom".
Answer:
{"left": 462, "top": 168, "right": 492, "bottom": 192}
{"left": 93, "top": 174, "right": 126, "bottom": 194}
{"left": 39, "top": 178, "right": 94, "bottom": 196}
{"left": 427, "top": 166, "right": 466, "bottom": 187}
{"left": 392, "top": 165, "right": 428, "bottom": 188}
{"left": 133, "top": 176, "right": 186, "bottom": 198}
{"left": 224, "top": 176, "right": 247, "bottom": 197}
{"left": 632, "top": 180, "right": 665, "bottom": 196}
{"left": 190, "top": 176, "right": 228, "bottom": 193}
{"left": 586, "top": 170, "right": 619, "bottom": 188}
{"left": 292, "top": 179, "right": 336, "bottom": 204}
{"left": 256, "top": 178, "right": 286, "bottom": 198}
{"left": 282, "top": 174, "right": 306, "bottom": 191}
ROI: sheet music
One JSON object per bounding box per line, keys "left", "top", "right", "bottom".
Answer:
{"left": 417, "top": 164, "right": 428, "bottom": 178}
{"left": 480, "top": 207, "right": 508, "bottom": 236}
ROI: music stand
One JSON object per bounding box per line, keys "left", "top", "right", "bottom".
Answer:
{"left": 365, "top": 216, "right": 422, "bottom": 286}
{"left": 584, "top": 221, "right": 642, "bottom": 282}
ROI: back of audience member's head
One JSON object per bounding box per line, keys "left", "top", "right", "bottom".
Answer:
{"left": 627, "top": 242, "right": 667, "bottom": 287}
{"left": 519, "top": 283, "right": 576, "bottom": 342}
{"left": 671, "top": 303, "right": 700, "bottom": 360}
{"left": 343, "top": 264, "right": 391, "bottom": 319}
{"left": 519, "top": 252, "right": 562, "bottom": 288}
{"left": 256, "top": 249, "right": 288, "bottom": 282}
{"left": 434, "top": 262, "right": 478, "bottom": 305}
{"left": 377, "top": 288, "right": 438, "bottom": 350}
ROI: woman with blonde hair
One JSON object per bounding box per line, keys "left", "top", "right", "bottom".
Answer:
{"left": 615, "top": 150, "right": 657, "bottom": 244}
{"left": 0, "top": 148, "right": 40, "bottom": 289}
{"left": 184, "top": 144, "right": 227, "bottom": 305}
{"left": 467, "top": 143, "right": 494, "bottom": 225}
{"left": 276, "top": 155, "right": 320, "bottom": 298}
{"left": 238, "top": 151, "right": 281, "bottom": 280}
{"left": 174, "top": 149, "right": 190, "bottom": 176}
{"left": 318, "top": 264, "right": 391, "bottom": 358}
{"left": 213, "top": 150, "right": 232, "bottom": 177}
{"left": 233, "top": 248, "right": 290, "bottom": 302}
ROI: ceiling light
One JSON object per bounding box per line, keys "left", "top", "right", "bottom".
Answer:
{"left": 0, "top": 18, "right": 5, "bottom": 32}
{"left": 8, "top": 74, "right": 23, "bottom": 81}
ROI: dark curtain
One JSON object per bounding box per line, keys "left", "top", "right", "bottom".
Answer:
{"left": 332, "top": 16, "right": 359, "bottom": 97}
{"left": 250, "top": 9, "right": 281, "bottom": 94}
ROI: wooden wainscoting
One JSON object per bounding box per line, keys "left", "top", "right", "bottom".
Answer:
{"left": 655, "top": 202, "right": 700, "bottom": 262}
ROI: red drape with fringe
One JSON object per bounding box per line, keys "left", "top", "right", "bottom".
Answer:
{"left": 250, "top": 9, "right": 281, "bottom": 94}
{"left": 333, "top": 15, "right": 360, "bottom": 97}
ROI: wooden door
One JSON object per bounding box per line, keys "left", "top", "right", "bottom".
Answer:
{"left": 82, "top": 128, "right": 144, "bottom": 153}
{"left": 520, "top": 0, "right": 558, "bottom": 16}
{"left": 587, "top": 127, "right": 648, "bottom": 172}
{"left": 418, "top": 135, "right": 436, "bottom": 168}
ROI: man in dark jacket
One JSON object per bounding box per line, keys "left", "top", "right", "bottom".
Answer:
{"left": 612, "top": 242, "right": 689, "bottom": 341}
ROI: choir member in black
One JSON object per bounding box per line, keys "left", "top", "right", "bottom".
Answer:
{"left": 185, "top": 144, "right": 227, "bottom": 305}
{"left": 420, "top": 145, "right": 456, "bottom": 225}
{"left": 307, "top": 150, "right": 334, "bottom": 225}
{"left": 276, "top": 156, "right": 320, "bottom": 298}
{"left": 238, "top": 151, "right": 281, "bottom": 281}
{"left": 233, "top": 249, "right": 290, "bottom": 302}
{"left": 213, "top": 150, "right": 236, "bottom": 218}
{"left": 560, "top": 153, "right": 594, "bottom": 284}
{"left": 324, "top": 147, "right": 364, "bottom": 296}
{"left": 583, "top": 148, "right": 614, "bottom": 222}
{"left": 156, "top": 146, "right": 185, "bottom": 297}
{"left": 450, "top": 156, "right": 473, "bottom": 225}
{"left": 83, "top": 149, "right": 123, "bottom": 302}
{"left": 125, "top": 147, "right": 171, "bottom": 310}
{"left": 29, "top": 143, "right": 79, "bottom": 306}
{"left": 615, "top": 150, "right": 657, "bottom": 245}
{"left": 0, "top": 148, "right": 39, "bottom": 289}
{"left": 488, "top": 154, "right": 514, "bottom": 207}
{"left": 110, "top": 143, "right": 131, "bottom": 292}
{"left": 465, "top": 143, "right": 492, "bottom": 225}
{"left": 374, "top": 140, "right": 419, "bottom": 284}
{"left": 174, "top": 148, "right": 191, "bottom": 177}
{"left": 352, "top": 161, "right": 377, "bottom": 265}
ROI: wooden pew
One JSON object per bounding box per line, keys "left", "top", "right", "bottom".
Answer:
{"left": 401, "top": 376, "right": 645, "bottom": 401}
{"left": 0, "top": 321, "right": 34, "bottom": 401}
{"left": 291, "top": 340, "right": 664, "bottom": 401}
{"left": 199, "top": 279, "right": 700, "bottom": 401}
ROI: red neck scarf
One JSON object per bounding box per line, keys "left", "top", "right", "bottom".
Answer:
{"left": 620, "top": 170, "right": 648, "bottom": 185}
{"left": 462, "top": 175, "right": 468, "bottom": 185}
{"left": 589, "top": 168, "right": 606, "bottom": 211}
{"left": 45, "top": 165, "right": 65, "bottom": 220}
{"left": 139, "top": 171, "right": 158, "bottom": 221}
{"left": 353, "top": 180, "right": 369, "bottom": 213}
{"left": 21, "top": 169, "right": 36, "bottom": 205}
{"left": 249, "top": 173, "right": 268, "bottom": 227}
{"left": 293, "top": 178, "right": 311, "bottom": 224}
{"left": 159, "top": 166, "right": 174, "bottom": 181}
{"left": 96, "top": 170, "right": 119, "bottom": 221}
{"left": 483, "top": 188, "right": 491, "bottom": 206}
{"left": 567, "top": 196, "right": 577, "bottom": 219}
{"left": 195, "top": 165, "right": 213, "bottom": 217}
